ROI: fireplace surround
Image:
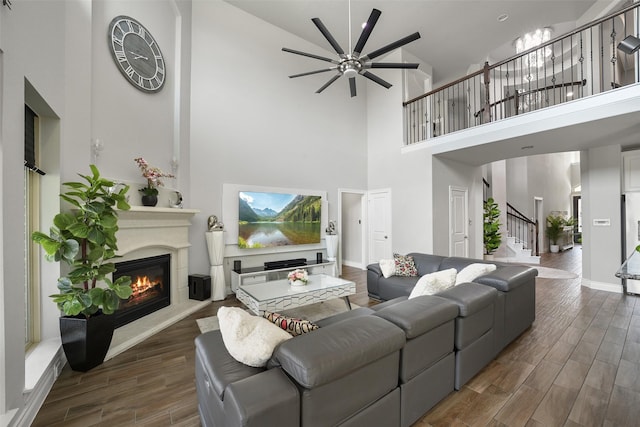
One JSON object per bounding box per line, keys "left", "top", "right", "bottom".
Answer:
{"left": 105, "top": 206, "right": 205, "bottom": 359}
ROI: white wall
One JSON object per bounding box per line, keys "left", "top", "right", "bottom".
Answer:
{"left": 366, "top": 50, "right": 436, "bottom": 255}
{"left": 432, "top": 156, "right": 483, "bottom": 257}
{"left": 188, "top": 1, "right": 368, "bottom": 275}
{"left": 581, "top": 145, "right": 622, "bottom": 291}
{"left": 1, "top": 0, "right": 69, "bottom": 416}
{"left": 504, "top": 152, "right": 579, "bottom": 251}
{"left": 0, "top": 0, "right": 190, "bottom": 420}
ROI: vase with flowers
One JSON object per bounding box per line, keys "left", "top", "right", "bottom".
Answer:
{"left": 134, "top": 157, "right": 175, "bottom": 207}
{"left": 287, "top": 269, "right": 309, "bottom": 286}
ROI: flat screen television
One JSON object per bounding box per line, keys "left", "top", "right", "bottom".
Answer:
{"left": 238, "top": 191, "right": 322, "bottom": 248}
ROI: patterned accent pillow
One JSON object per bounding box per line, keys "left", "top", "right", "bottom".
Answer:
{"left": 393, "top": 253, "right": 418, "bottom": 277}
{"left": 263, "top": 311, "right": 320, "bottom": 336}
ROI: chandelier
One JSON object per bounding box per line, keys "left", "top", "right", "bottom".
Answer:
{"left": 515, "top": 28, "right": 552, "bottom": 73}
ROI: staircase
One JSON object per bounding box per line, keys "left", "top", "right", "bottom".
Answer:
{"left": 504, "top": 235, "right": 540, "bottom": 264}
{"left": 495, "top": 202, "right": 540, "bottom": 265}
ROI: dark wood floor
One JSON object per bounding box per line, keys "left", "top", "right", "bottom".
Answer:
{"left": 33, "top": 248, "right": 640, "bottom": 426}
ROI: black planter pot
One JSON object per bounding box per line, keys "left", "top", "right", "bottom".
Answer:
{"left": 59, "top": 311, "right": 115, "bottom": 372}
{"left": 141, "top": 194, "right": 158, "bottom": 207}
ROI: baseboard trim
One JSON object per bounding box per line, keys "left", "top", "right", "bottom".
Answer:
{"left": 342, "top": 260, "right": 365, "bottom": 270}
{"left": 16, "top": 343, "right": 66, "bottom": 427}
{"left": 581, "top": 278, "right": 622, "bottom": 294}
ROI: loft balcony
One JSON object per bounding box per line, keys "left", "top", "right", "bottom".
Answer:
{"left": 403, "top": 3, "right": 640, "bottom": 163}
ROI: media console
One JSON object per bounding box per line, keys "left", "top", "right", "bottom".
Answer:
{"left": 230, "top": 259, "right": 337, "bottom": 292}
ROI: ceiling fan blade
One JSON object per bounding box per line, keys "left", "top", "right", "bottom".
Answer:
{"left": 362, "top": 71, "right": 392, "bottom": 89}
{"left": 289, "top": 68, "right": 337, "bottom": 78}
{"left": 312, "top": 18, "right": 345, "bottom": 55}
{"left": 369, "top": 63, "right": 420, "bottom": 69}
{"left": 349, "top": 77, "right": 357, "bottom": 97}
{"left": 282, "top": 47, "right": 338, "bottom": 64}
{"left": 316, "top": 74, "right": 342, "bottom": 93}
{"left": 362, "top": 32, "right": 421, "bottom": 61}
{"left": 353, "top": 9, "right": 381, "bottom": 56}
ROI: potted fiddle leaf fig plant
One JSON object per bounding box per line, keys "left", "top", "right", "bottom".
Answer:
{"left": 483, "top": 197, "right": 502, "bottom": 259}
{"left": 546, "top": 214, "right": 576, "bottom": 253}
{"left": 546, "top": 214, "right": 569, "bottom": 253}
{"left": 32, "top": 165, "right": 133, "bottom": 371}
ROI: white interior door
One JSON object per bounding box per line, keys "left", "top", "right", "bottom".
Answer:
{"left": 368, "top": 189, "right": 392, "bottom": 264}
{"left": 450, "top": 186, "right": 469, "bottom": 257}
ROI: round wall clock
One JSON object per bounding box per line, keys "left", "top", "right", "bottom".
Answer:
{"left": 108, "top": 15, "right": 166, "bottom": 93}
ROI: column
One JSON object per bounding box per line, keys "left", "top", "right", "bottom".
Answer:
{"left": 205, "top": 231, "right": 226, "bottom": 301}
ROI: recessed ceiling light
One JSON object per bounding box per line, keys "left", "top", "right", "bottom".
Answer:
{"left": 521, "top": 145, "right": 534, "bottom": 150}
{"left": 497, "top": 13, "right": 509, "bottom": 23}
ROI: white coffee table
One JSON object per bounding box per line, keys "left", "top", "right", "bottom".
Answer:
{"left": 236, "top": 274, "right": 356, "bottom": 315}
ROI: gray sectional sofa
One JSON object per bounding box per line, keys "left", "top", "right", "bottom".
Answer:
{"left": 195, "top": 253, "right": 538, "bottom": 427}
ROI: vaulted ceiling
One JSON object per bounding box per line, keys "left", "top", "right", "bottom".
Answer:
{"left": 225, "top": 0, "right": 609, "bottom": 84}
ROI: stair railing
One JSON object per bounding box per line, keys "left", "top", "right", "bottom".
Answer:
{"left": 403, "top": 2, "right": 640, "bottom": 145}
{"left": 506, "top": 203, "right": 539, "bottom": 257}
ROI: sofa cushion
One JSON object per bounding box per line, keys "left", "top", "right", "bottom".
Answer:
{"left": 394, "top": 253, "right": 418, "bottom": 276}
{"left": 409, "top": 268, "right": 457, "bottom": 298}
{"left": 374, "top": 295, "right": 459, "bottom": 339}
{"left": 195, "top": 330, "right": 265, "bottom": 400}
{"left": 379, "top": 258, "right": 396, "bottom": 278}
{"left": 274, "top": 316, "right": 405, "bottom": 388}
{"left": 218, "top": 306, "right": 292, "bottom": 368}
{"left": 473, "top": 265, "right": 538, "bottom": 292}
{"left": 263, "top": 311, "right": 320, "bottom": 336}
{"left": 408, "top": 253, "right": 445, "bottom": 276}
{"left": 455, "top": 263, "right": 497, "bottom": 285}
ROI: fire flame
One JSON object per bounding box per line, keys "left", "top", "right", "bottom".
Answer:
{"left": 131, "top": 275, "right": 162, "bottom": 296}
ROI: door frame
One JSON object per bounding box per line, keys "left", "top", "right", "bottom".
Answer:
{"left": 449, "top": 186, "right": 469, "bottom": 257}
{"left": 337, "top": 188, "right": 368, "bottom": 272}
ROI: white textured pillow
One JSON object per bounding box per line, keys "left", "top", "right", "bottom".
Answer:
{"left": 409, "top": 268, "right": 457, "bottom": 299}
{"left": 379, "top": 259, "right": 396, "bottom": 278}
{"left": 455, "top": 263, "right": 497, "bottom": 285}
{"left": 217, "top": 306, "right": 292, "bottom": 367}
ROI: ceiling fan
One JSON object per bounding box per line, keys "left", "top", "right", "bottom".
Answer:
{"left": 282, "top": 7, "right": 421, "bottom": 97}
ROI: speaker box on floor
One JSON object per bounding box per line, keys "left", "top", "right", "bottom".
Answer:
{"left": 188, "top": 274, "right": 211, "bottom": 301}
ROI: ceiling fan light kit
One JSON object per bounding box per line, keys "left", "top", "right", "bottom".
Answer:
{"left": 283, "top": 8, "right": 421, "bottom": 97}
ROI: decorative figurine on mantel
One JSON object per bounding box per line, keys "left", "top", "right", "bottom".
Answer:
{"left": 170, "top": 191, "right": 183, "bottom": 209}
{"left": 207, "top": 215, "right": 224, "bottom": 231}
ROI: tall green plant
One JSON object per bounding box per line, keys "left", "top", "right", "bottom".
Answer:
{"left": 483, "top": 197, "right": 502, "bottom": 255}
{"left": 32, "top": 165, "right": 133, "bottom": 317}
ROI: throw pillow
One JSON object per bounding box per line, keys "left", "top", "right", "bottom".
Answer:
{"left": 394, "top": 253, "right": 418, "bottom": 277}
{"left": 455, "top": 263, "right": 497, "bottom": 285}
{"left": 263, "top": 311, "right": 320, "bottom": 336}
{"left": 217, "top": 306, "right": 292, "bottom": 367}
{"left": 379, "top": 259, "right": 396, "bottom": 278}
{"left": 409, "top": 268, "right": 457, "bottom": 298}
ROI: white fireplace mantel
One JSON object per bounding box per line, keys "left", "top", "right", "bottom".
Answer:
{"left": 107, "top": 206, "right": 206, "bottom": 359}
